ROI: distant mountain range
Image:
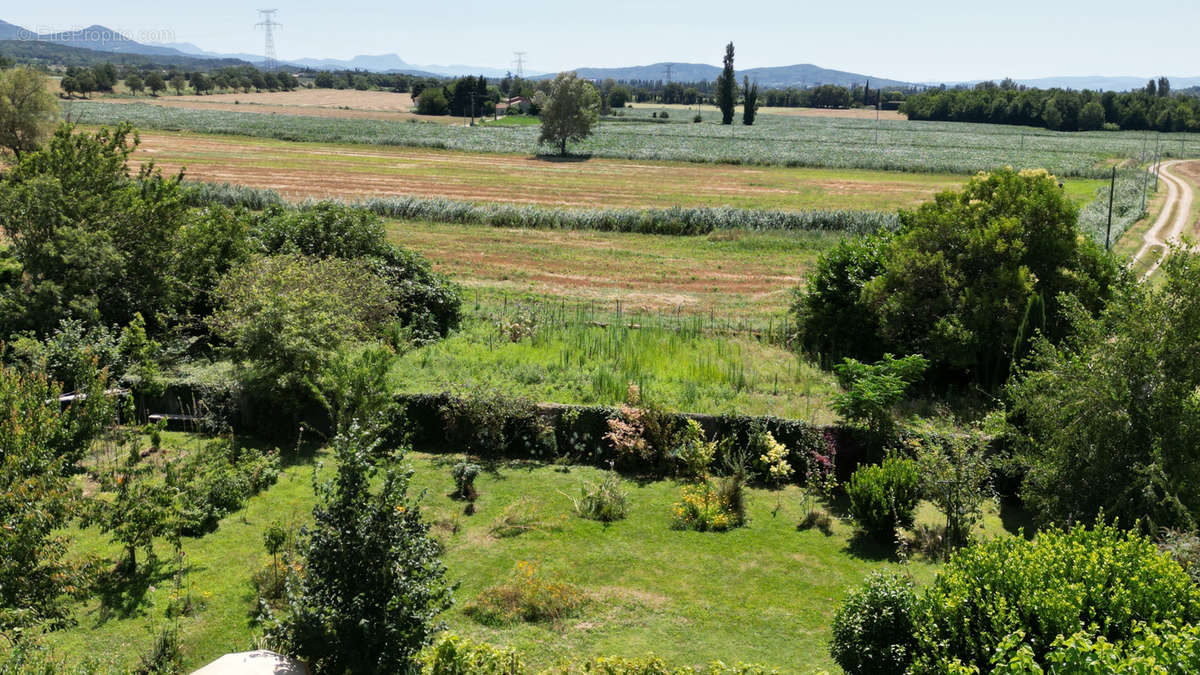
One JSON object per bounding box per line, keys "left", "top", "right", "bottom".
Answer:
{"left": 564, "top": 62, "right": 913, "bottom": 89}
{"left": 3, "top": 17, "right": 1199, "bottom": 92}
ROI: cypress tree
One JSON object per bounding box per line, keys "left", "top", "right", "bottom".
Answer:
{"left": 716, "top": 42, "right": 736, "bottom": 125}
{"left": 742, "top": 76, "right": 758, "bottom": 126}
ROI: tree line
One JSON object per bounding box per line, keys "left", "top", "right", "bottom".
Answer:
{"left": 60, "top": 63, "right": 300, "bottom": 98}
{"left": 903, "top": 77, "right": 1200, "bottom": 132}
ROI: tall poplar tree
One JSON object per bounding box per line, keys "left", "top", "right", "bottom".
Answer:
{"left": 716, "top": 42, "right": 736, "bottom": 125}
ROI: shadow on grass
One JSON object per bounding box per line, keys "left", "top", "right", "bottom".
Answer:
{"left": 90, "top": 556, "right": 175, "bottom": 627}
{"left": 843, "top": 531, "right": 899, "bottom": 562}
{"left": 531, "top": 152, "right": 594, "bottom": 163}
{"left": 999, "top": 497, "right": 1038, "bottom": 539}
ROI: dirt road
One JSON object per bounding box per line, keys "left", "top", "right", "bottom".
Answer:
{"left": 1130, "top": 160, "right": 1196, "bottom": 280}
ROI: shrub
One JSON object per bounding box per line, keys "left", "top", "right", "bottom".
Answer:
{"left": 830, "top": 572, "right": 917, "bottom": 675}
{"left": 672, "top": 475, "right": 746, "bottom": 532}
{"left": 832, "top": 354, "right": 927, "bottom": 436}
{"left": 751, "top": 429, "right": 793, "bottom": 485}
{"left": 991, "top": 621, "right": 1200, "bottom": 673}
{"left": 266, "top": 425, "right": 453, "bottom": 672}
{"left": 464, "top": 561, "right": 586, "bottom": 625}
{"left": 670, "top": 419, "right": 716, "bottom": 479}
{"left": 915, "top": 432, "right": 990, "bottom": 551}
{"left": 423, "top": 634, "right": 523, "bottom": 675}
{"left": 171, "top": 438, "right": 281, "bottom": 536}
{"left": 910, "top": 521, "right": 1200, "bottom": 672}
{"left": 693, "top": 114, "right": 702, "bottom": 123}
{"left": 569, "top": 470, "right": 630, "bottom": 522}
{"left": 1160, "top": 529, "right": 1200, "bottom": 585}
{"left": 846, "top": 456, "right": 922, "bottom": 541}
{"left": 440, "top": 391, "right": 554, "bottom": 459}
{"left": 451, "top": 461, "right": 481, "bottom": 501}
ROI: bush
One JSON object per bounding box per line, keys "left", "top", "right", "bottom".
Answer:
{"left": 751, "top": 429, "right": 793, "bottom": 485}
{"left": 830, "top": 572, "right": 917, "bottom": 675}
{"left": 910, "top": 521, "right": 1200, "bottom": 672}
{"left": 423, "top": 634, "right": 523, "bottom": 675}
{"left": 266, "top": 426, "right": 453, "bottom": 672}
{"left": 833, "top": 354, "right": 928, "bottom": 435}
{"left": 846, "top": 456, "right": 922, "bottom": 541}
{"left": 672, "top": 475, "right": 746, "bottom": 532}
{"left": 464, "top": 561, "right": 586, "bottom": 625}
{"left": 569, "top": 471, "right": 630, "bottom": 522}
{"left": 991, "top": 621, "right": 1200, "bottom": 673}
{"left": 171, "top": 438, "right": 280, "bottom": 536}
{"left": 440, "top": 391, "right": 554, "bottom": 459}
{"left": 451, "top": 461, "right": 481, "bottom": 501}
{"left": 670, "top": 419, "right": 716, "bottom": 479}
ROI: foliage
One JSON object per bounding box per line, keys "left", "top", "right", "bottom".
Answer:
{"left": 1159, "top": 529, "right": 1200, "bottom": 586}
{"left": 752, "top": 429, "right": 793, "bottom": 485}
{"left": 423, "top": 634, "right": 523, "bottom": 675}
{"left": 439, "top": 390, "right": 553, "bottom": 459}
{"left": 266, "top": 425, "right": 454, "bottom": 673}
{"left": 605, "top": 404, "right": 650, "bottom": 465}
{"left": 209, "top": 254, "right": 395, "bottom": 408}
{"left": 488, "top": 497, "right": 557, "bottom": 538}
{"left": 169, "top": 438, "right": 280, "bottom": 537}
{"left": 569, "top": 470, "right": 631, "bottom": 523}
{"left": 716, "top": 43, "right": 736, "bottom": 125}
{"left": 910, "top": 521, "right": 1200, "bottom": 672}
{"left": 792, "top": 231, "right": 892, "bottom": 361}
{"left": 1007, "top": 251, "right": 1200, "bottom": 531}
{"left": 670, "top": 419, "right": 716, "bottom": 479}
{"left": 577, "top": 657, "right": 778, "bottom": 674}
{"left": 671, "top": 475, "right": 746, "bottom": 532}
{"left": 0, "top": 123, "right": 191, "bottom": 338}
{"left": 829, "top": 572, "right": 917, "bottom": 675}
{"left": 990, "top": 621, "right": 1200, "bottom": 673}
{"left": 94, "top": 441, "right": 176, "bottom": 572}
{"left": 0, "top": 364, "right": 105, "bottom": 636}
{"left": 538, "top": 72, "right": 601, "bottom": 155}
{"left": 0, "top": 67, "right": 59, "bottom": 158}
{"left": 452, "top": 461, "right": 482, "bottom": 501}
{"left": 832, "top": 354, "right": 928, "bottom": 434}
{"left": 742, "top": 77, "right": 758, "bottom": 126}
{"left": 464, "top": 561, "right": 586, "bottom": 626}
{"left": 914, "top": 433, "right": 991, "bottom": 551}
{"left": 800, "top": 167, "right": 1120, "bottom": 386}
{"left": 312, "top": 344, "right": 396, "bottom": 437}
{"left": 846, "top": 456, "right": 922, "bottom": 541}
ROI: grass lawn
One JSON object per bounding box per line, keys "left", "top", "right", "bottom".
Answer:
{"left": 37, "top": 434, "right": 1019, "bottom": 672}
{"left": 388, "top": 223, "right": 841, "bottom": 321}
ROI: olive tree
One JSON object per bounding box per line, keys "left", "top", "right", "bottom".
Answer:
{"left": 0, "top": 67, "right": 60, "bottom": 159}
{"left": 538, "top": 72, "right": 600, "bottom": 156}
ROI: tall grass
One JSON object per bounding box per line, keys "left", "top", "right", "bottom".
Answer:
{"left": 182, "top": 180, "right": 897, "bottom": 235}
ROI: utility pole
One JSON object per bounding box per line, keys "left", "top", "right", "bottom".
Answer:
{"left": 513, "top": 52, "right": 526, "bottom": 79}
{"left": 255, "top": 9, "right": 281, "bottom": 71}
{"left": 1105, "top": 166, "right": 1116, "bottom": 251}
{"left": 470, "top": 92, "right": 476, "bottom": 126}
{"left": 664, "top": 64, "right": 673, "bottom": 83}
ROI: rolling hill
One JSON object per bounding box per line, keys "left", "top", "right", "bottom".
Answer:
{"left": 566, "top": 62, "right": 915, "bottom": 89}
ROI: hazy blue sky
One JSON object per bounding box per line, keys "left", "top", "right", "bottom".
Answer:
{"left": 7, "top": 0, "right": 1197, "bottom": 81}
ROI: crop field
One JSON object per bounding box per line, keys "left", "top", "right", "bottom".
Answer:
{"left": 626, "top": 101, "right": 909, "bottom": 121}
{"left": 43, "top": 434, "right": 1020, "bottom": 672}
{"left": 128, "top": 130, "right": 975, "bottom": 210}
{"left": 92, "top": 89, "right": 463, "bottom": 124}
{"left": 388, "top": 222, "right": 840, "bottom": 320}
{"left": 65, "top": 99, "right": 1196, "bottom": 177}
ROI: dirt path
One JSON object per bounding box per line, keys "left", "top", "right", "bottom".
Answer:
{"left": 1130, "top": 160, "right": 1196, "bottom": 280}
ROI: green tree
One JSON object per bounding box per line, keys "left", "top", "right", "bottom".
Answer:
{"left": 0, "top": 67, "right": 60, "bottom": 159}
{"left": 124, "top": 73, "right": 144, "bottom": 97}
{"left": 607, "top": 85, "right": 632, "bottom": 110}
{"left": 1008, "top": 249, "right": 1200, "bottom": 530}
{"left": 833, "top": 353, "right": 928, "bottom": 435}
{"left": 169, "top": 73, "right": 186, "bottom": 96}
{"left": 537, "top": 72, "right": 601, "bottom": 156}
{"left": 145, "top": 72, "right": 165, "bottom": 96}
{"left": 1079, "top": 100, "right": 1105, "bottom": 130}
{"left": 809, "top": 167, "right": 1120, "bottom": 387}
{"left": 267, "top": 426, "right": 453, "bottom": 672}
{"left": 742, "top": 76, "right": 758, "bottom": 126}
{"left": 209, "top": 254, "right": 395, "bottom": 405}
{"left": 915, "top": 432, "right": 991, "bottom": 551}
{"left": 1042, "top": 97, "right": 1063, "bottom": 130}
{"left": 716, "top": 42, "right": 736, "bottom": 125}
{"left": 0, "top": 363, "right": 110, "bottom": 636}
{"left": 416, "top": 87, "right": 449, "bottom": 115}
{"left": 96, "top": 442, "right": 175, "bottom": 572}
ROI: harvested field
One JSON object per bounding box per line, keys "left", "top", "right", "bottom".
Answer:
{"left": 128, "top": 129, "right": 966, "bottom": 210}
{"left": 387, "top": 221, "right": 841, "bottom": 319}
{"left": 93, "top": 89, "right": 465, "bottom": 124}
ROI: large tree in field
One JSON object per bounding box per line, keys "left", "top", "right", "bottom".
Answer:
{"left": 0, "top": 67, "right": 60, "bottom": 159}
{"left": 742, "top": 76, "right": 758, "bottom": 126}
{"left": 716, "top": 42, "right": 736, "bottom": 125}
{"left": 538, "top": 71, "right": 600, "bottom": 156}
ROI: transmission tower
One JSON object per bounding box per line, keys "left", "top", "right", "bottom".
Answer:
{"left": 256, "top": 9, "right": 281, "bottom": 71}
{"left": 513, "top": 51, "right": 526, "bottom": 78}
{"left": 664, "top": 64, "right": 673, "bottom": 83}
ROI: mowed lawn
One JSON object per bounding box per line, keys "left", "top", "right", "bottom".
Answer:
{"left": 388, "top": 223, "right": 842, "bottom": 320}
{"left": 40, "top": 440, "right": 1019, "bottom": 672}
{"left": 125, "top": 128, "right": 970, "bottom": 210}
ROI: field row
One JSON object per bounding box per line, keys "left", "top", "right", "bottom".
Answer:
{"left": 68, "top": 100, "right": 1199, "bottom": 177}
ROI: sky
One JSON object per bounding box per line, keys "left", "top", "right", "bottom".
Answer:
{"left": 6, "top": 0, "right": 1198, "bottom": 82}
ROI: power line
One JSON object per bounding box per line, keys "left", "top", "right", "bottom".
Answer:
{"left": 513, "top": 51, "right": 526, "bottom": 78}
{"left": 664, "top": 64, "right": 673, "bottom": 84}
{"left": 256, "top": 9, "right": 281, "bottom": 71}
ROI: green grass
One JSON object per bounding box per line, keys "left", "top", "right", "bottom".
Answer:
{"left": 483, "top": 115, "right": 541, "bottom": 126}
{"left": 391, "top": 317, "right": 840, "bottom": 423}
{"left": 65, "top": 100, "right": 1196, "bottom": 177}
{"left": 37, "top": 435, "right": 1020, "bottom": 672}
